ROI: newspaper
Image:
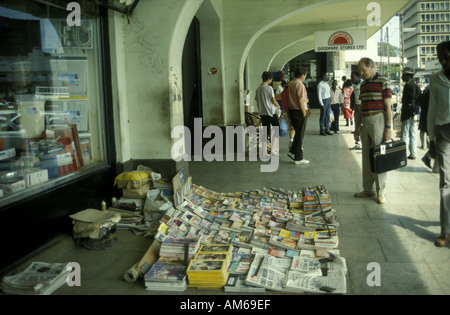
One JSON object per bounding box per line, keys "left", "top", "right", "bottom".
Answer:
{"left": 285, "top": 269, "right": 347, "bottom": 294}
{"left": 290, "top": 256, "right": 347, "bottom": 274}
{"left": 1, "top": 262, "right": 70, "bottom": 295}
{"left": 244, "top": 254, "right": 290, "bottom": 291}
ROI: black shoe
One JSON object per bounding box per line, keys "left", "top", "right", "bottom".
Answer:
{"left": 320, "top": 132, "right": 326, "bottom": 136}
{"left": 422, "top": 155, "right": 432, "bottom": 169}
{"left": 287, "top": 152, "right": 295, "bottom": 161}
{"left": 326, "top": 131, "right": 333, "bottom": 135}
{"left": 407, "top": 155, "right": 416, "bottom": 160}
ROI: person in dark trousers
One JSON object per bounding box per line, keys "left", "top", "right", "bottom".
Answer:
{"left": 400, "top": 67, "right": 422, "bottom": 160}
{"left": 317, "top": 73, "right": 332, "bottom": 136}
{"left": 419, "top": 86, "right": 430, "bottom": 149}
{"left": 427, "top": 41, "right": 450, "bottom": 247}
{"left": 255, "top": 71, "right": 281, "bottom": 156}
{"left": 286, "top": 67, "right": 309, "bottom": 165}
{"left": 330, "top": 80, "right": 344, "bottom": 134}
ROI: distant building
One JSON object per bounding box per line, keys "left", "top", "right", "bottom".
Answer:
{"left": 403, "top": 0, "right": 450, "bottom": 70}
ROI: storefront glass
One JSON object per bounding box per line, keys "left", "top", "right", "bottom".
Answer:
{"left": 0, "top": 0, "right": 108, "bottom": 205}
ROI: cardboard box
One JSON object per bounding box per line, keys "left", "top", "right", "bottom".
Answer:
{"left": 0, "top": 179, "right": 26, "bottom": 194}
{"left": 18, "top": 168, "right": 49, "bottom": 187}
{"left": 123, "top": 183, "right": 151, "bottom": 199}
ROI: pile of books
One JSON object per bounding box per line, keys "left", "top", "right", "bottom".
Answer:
{"left": 150, "top": 182, "right": 345, "bottom": 293}
{"left": 186, "top": 244, "right": 233, "bottom": 288}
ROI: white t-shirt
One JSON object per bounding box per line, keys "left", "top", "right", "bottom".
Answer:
{"left": 255, "top": 83, "right": 276, "bottom": 116}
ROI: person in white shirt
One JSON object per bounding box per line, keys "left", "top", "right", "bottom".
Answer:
{"left": 317, "top": 74, "right": 332, "bottom": 136}
{"left": 428, "top": 41, "right": 450, "bottom": 247}
{"left": 255, "top": 71, "right": 281, "bottom": 155}
{"left": 330, "top": 80, "right": 344, "bottom": 134}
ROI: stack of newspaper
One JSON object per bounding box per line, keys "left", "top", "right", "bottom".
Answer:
{"left": 148, "top": 181, "right": 346, "bottom": 293}
{"left": 1, "top": 262, "right": 70, "bottom": 295}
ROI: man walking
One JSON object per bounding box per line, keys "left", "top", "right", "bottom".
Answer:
{"left": 354, "top": 58, "right": 393, "bottom": 204}
{"left": 255, "top": 71, "right": 281, "bottom": 155}
{"left": 318, "top": 73, "right": 333, "bottom": 136}
{"left": 287, "top": 67, "right": 309, "bottom": 165}
{"left": 400, "top": 67, "right": 421, "bottom": 160}
{"left": 428, "top": 41, "right": 450, "bottom": 247}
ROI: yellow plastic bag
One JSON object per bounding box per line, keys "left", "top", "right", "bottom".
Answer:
{"left": 114, "top": 171, "right": 150, "bottom": 189}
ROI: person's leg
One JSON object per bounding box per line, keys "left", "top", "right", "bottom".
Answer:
{"left": 409, "top": 117, "right": 417, "bottom": 158}
{"left": 289, "top": 111, "right": 304, "bottom": 161}
{"left": 335, "top": 105, "right": 340, "bottom": 132}
{"left": 319, "top": 107, "right": 325, "bottom": 134}
{"left": 420, "top": 130, "right": 425, "bottom": 149}
{"left": 436, "top": 125, "right": 450, "bottom": 237}
{"left": 371, "top": 114, "right": 388, "bottom": 199}
{"left": 270, "top": 115, "right": 280, "bottom": 154}
{"left": 324, "top": 99, "right": 332, "bottom": 133}
{"left": 360, "top": 119, "right": 375, "bottom": 193}
{"left": 401, "top": 119, "right": 409, "bottom": 146}
{"left": 259, "top": 115, "right": 271, "bottom": 156}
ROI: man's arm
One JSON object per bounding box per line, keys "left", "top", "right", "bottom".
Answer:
{"left": 427, "top": 81, "right": 437, "bottom": 159}
{"left": 271, "top": 96, "right": 280, "bottom": 109}
{"left": 317, "top": 83, "right": 324, "bottom": 106}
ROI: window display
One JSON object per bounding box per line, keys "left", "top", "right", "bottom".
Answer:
{"left": 0, "top": 0, "right": 107, "bottom": 204}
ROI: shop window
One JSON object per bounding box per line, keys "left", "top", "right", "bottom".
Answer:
{"left": 0, "top": 1, "right": 107, "bottom": 205}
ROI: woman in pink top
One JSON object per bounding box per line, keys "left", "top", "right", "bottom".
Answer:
{"left": 342, "top": 79, "right": 354, "bottom": 126}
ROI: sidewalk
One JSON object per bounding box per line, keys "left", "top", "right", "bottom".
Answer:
{"left": 3, "top": 109, "right": 449, "bottom": 295}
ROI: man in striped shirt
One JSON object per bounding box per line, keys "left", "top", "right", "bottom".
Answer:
{"left": 354, "top": 58, "right": 393, "bottom": 204}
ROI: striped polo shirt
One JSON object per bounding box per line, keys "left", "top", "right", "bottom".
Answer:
{"left": 359, "top": 73, "right": 392, "bottom": 112}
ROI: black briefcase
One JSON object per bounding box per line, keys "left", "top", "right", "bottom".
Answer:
{"left": 370, "top": 140, "right": 407, "bottom": 174}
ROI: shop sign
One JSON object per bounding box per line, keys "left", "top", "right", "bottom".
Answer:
{"left": 314, "top": 30, "right": 367, "bottom": 52}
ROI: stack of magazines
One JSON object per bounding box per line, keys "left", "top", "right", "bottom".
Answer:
{"left": 186, "top": 244, "right": 233, "bottom": 288}
{"left": 144, "top": 261, "right": 187, "bottom": 292}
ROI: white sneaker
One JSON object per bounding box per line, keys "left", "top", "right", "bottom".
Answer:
{"left": 294, "top": 159, "right": 309, "bottom": 165}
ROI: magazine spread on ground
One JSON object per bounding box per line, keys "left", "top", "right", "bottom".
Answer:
{"left": 128, "top": 180, "right": 347, "bottom": 294}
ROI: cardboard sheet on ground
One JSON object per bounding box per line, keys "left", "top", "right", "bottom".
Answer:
{"left": 69, "top": 209, "right": 121, "bottom": 223}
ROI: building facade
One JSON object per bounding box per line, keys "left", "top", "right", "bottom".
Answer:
{"left": 403, "top": 0, "right": 450, "bottom": 70}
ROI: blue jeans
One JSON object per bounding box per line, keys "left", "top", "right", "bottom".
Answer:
{"left": 401, "top": 116, "right": 417, "bottom": 158}
{"left": 330, "top": 103, "right": 340, "bottom": 131}
{"left": 319, "top": 98, "right": 331, "bottom": 133}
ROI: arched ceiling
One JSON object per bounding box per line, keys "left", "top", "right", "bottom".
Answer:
{"left": 215, "top": 0, "right": 411, "bottom": 73}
